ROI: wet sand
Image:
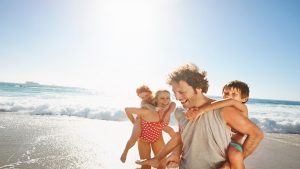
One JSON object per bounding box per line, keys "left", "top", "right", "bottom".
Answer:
{"left": 245, "top": 133, "right": 300, "bottom": 169}
{"left": 0, "top": 114, "right": 299, "bottom": 169}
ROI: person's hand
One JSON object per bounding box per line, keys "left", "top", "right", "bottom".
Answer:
{"left": 135, "top": 157, "right": 160, "bottom": 168}
{"left": 185, "top": 108, "right": 195, "bottom": 120}
{"left": 166, "top": 153, "right": 180, "bottom": 168}
{"left": 185, "top": 107, "right": 203, "bottom": 121}
{"left": 218, "top": 161, "right": 231, "bottom": 169}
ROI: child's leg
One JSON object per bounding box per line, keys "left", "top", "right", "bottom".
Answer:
{"left": 163, "top": 125, "right": 175, "bottom": 138}
{"left": 228, "top": 142, "right": 245, "bottom": 169}
{"left": 136, "top": 132, "right": 182, "bottom": 168}
{"left": 151, "top": 136, "right": 166, "bottom": 169}
{"left": 120, "top": 118, "right": 142, "bottom": 163}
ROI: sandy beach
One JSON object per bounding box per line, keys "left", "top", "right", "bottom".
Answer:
{"left": 0, "top": 114, "right": 299, "bottom": 169}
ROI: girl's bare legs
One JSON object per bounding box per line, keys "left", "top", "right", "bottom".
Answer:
{"left": 138, "top": 139, "right": 151, "bottom": 169}
{"left": 151, "top": 136, "right": 166, "bottom": 169}
{"left": 120, "top": 118, "right": 141, "bottom": 163}
{"left": 136, "top": 132, "right": 182, "bottom": 168}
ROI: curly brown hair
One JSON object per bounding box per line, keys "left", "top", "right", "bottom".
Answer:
{"left": 167, "top": 63, "right": 209, "bottom": 93}
{"left": 136, "top": 85, "right": 152, "bottom": 95}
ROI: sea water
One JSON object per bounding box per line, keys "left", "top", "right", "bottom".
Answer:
{"left": 0, "top": 82, "right": 299, "bottom": 134}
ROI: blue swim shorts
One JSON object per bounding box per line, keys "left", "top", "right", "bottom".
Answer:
{"left": 229, "top": 142, "right": 243, "bottom": 153}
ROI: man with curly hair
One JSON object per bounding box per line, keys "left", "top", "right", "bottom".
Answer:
{"left": 137, "top": 63, "right": 263, "bottom": 169}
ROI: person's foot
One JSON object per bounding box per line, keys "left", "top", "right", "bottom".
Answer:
{"left": 120, "top": 152, "right": 127, "bottom": 163}
{"left": 135, "top": 157, "right": 160, "bottom": 168}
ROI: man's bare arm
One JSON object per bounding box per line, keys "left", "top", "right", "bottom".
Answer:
{"left": 221, "top": 106, "right": 264, "bottom": 158}
{"left": 158, "top": 132, "right": 182, "bottom": 160}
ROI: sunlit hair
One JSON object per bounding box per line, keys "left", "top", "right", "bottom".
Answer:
{"left": 223, "top": 80, "right": 250, "bottom": 103}
{"left": 136, "top": 85, "right": 152, "bottom": 95}
{"left": 167, "top": 63, "right": 209, "bottom": 93}
{"left": 154, "top": 90, "right": 170, "bottom": 105}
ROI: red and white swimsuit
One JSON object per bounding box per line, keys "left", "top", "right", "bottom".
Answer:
{"left": 140, "top": 119, "right": 167, "bottom": 143}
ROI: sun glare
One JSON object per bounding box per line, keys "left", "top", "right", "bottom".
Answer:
{"left": 69, "top": 0, "right": 178, "bottom": 98}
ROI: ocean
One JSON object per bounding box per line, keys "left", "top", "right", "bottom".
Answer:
{"left": 1, "top": 82, "right": 300, "bottom": 169}
{"left": 0, "top": 82, "right": 299, "bottom": 134}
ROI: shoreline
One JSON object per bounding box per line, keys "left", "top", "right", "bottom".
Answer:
{"left": 0, "top": 114, "right": 299, "bottom": 169}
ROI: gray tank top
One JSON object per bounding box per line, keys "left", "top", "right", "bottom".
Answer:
{"left": 175, "top": 108, "right": 231, "bottom": 169}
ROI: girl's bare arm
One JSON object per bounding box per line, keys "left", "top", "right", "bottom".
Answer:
{"left": 162, "top": 102, "right": 176, "bottom": 122}
{"left": 125, "top": 107, "right": 148, "bottom": 124}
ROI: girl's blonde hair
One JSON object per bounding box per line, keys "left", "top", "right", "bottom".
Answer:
{"left": 154, "top": 90, "right": 170, "bottom": 105}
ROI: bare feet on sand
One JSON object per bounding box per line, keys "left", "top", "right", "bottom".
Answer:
{"left": 135, "top": 158, "right": 160, "bottom": 168}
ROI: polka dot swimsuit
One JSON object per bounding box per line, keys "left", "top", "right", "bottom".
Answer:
{"left": 140, "top": 119, "right": 167, "bottom": 143}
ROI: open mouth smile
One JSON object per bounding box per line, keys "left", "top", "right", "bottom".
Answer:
{"left": 181, "top": 100, "right": 188, "bottom": 104}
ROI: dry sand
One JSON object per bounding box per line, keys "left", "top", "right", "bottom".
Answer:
{"left": 0, "top": 114, "right": 299, "bottom": 169}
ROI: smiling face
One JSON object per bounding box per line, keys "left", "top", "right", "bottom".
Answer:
{"left": 138, "top": 91, "right": 153, "bottom": 103}
{"left": 171, "top": 80, "right": 197, "bottom": 108}
{"left": 222, "top": 80, "right": 249, "bottom": 103}
{"left": 155, "top": 91, "right": 171, "bottom": 108}
{"left": 223, "top": 87, "right": 247, "bottom": 103}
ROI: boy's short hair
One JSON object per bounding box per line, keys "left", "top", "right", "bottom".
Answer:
{"left": 136, "top": 85, "right": 152, "bottom": 95}
{"left": 223, "top": 80, "right": 250, "bottom": 103}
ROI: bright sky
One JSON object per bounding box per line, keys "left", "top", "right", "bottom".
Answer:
{"left": 0, "top": 0, "right": 299, "bottom": 101}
